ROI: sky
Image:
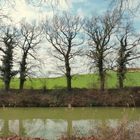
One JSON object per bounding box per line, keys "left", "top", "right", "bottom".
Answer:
{"left": 2, "top": 0, "right": 110, "bottom": 23}
{"left": 1, "top": 0, "right": 140, "bottom": 77}
{"left": 2, "top": 0, "right": 140, "bottom": 27}
{"left": 1, "top": 0, "right": 140, "bottom": 34}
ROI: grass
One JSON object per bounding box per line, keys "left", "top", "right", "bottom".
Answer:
{"left": 0, "top": 72, "right": 140, "bottom": 89}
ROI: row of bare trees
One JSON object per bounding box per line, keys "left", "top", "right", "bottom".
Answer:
{"left": 43, "top": 11, "right": 140, "bottom": 91}
{"left": 84, "top": 12, "right": 140, "bottom": 90}
{"left": 0, "top": 10, "right": 140, "bottom": 91}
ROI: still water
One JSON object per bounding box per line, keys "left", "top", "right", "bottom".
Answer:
{"left": 0, "top": 107, "right": 140, "bottom": 139}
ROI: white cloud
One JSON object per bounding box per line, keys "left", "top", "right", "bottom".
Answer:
{"left": 77, "top": 8, "right": 85, "bottom": 18}
{"left": 70, "top": 0, "right": 86, "bottom": 4}
{"left": 10, "top": 0, "right": 53, "bottom": 23}
{"left": 59, "top": 0, "right": 70, "bottom": 10}
{"left": 2, "top": 0, "right": 70, "bottom": 24}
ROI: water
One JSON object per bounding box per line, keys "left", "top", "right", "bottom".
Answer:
{"left": 0, "top": 107, "right": 140, "bottom": 139}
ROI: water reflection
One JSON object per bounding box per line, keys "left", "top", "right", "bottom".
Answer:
{"left": 0, "top": 120, "right": 4, "bottom": 134}
{"left": 73, "top": 120, "right": 98, "bottom": 136}
{"left": 9, "top": 120, "right": 19, "bottom": 135}
{"left": 23, "top": 119, "right": 67, "bottom": 139}
{"left": 0, "top": 119, "right": 139, "bottom": 140}
{"left": 107, "top": 119, "right": 119, "bottom": 128}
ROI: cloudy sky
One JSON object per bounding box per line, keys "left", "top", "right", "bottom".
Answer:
{"left": 2, "top": 0, "right": 139, "bottom": 26}
{"left": 3, "top": 0, "right": 109, "bottom": 23}
{"left": 1, "top": 0, "right": 140, "bottom": 33}
{"left": 1, "top": 0, "right": 140, "bottom": 77}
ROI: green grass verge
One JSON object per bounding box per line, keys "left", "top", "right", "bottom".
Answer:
{"left": 0, "top": 72, "right": 140, "bottom": 89}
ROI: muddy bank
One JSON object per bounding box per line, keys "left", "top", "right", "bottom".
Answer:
{"left": 0, "top": 136, "right": 45, "bottom": 140}
{"left": 0, "top": 87, "right": 140, "bottom": 107}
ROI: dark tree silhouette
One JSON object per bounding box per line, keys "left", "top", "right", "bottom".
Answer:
{"left": 84, "top": 11, "right": 120, "bottom": 91}
{"left": 0, "top": 27, "right": 18, "bottom": 91}
{"left": 18, "top": 22, "right": 42, "bottom": 90}
{"left": 116, "top": 22, "right": 140, "bottom": 88}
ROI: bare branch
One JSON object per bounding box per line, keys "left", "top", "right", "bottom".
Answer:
{"left": 84, "top": 10, "right": 120, "bottom": 91}
{"left": 18, "top": 21, "right": 42, "bottom": 90}
{"left": 44, "top": 12, "right": 84, "bottom": 91}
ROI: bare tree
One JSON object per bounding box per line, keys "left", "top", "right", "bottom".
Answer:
{"left": 116, "top": 21, "right": 140, "bottom": 88}
{"left": 18, "top": 22, "right": 42, "bottom": 90}
{"left": 84, "top": 11, "right": 120, "bottom": 91}
{"left": 0, "top": 27, "right": 18, "bottom": 91}
{"left": 44, "top": 13, "right": 83, "bottom": 91}
{"left": 110, "top": 0, "right": 140, "bottom": 15}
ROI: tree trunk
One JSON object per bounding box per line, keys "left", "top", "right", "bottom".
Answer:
{"left": 117, "top": 66, "right": 125, "bottom": 89}
{"left": 19, "top": 78, "right": 25, "bottom": 91}
{"left": 19, "top": 69, "right": 26, "bottom": 90}
{"left": 100, "top": 72, "right": 105, "bottom": 91}
{"left": 19, "top": 54, "right": 26, "bottom": 91}
{"left": 118, "top": 75, "right": 124, "bottom": 88}
{"left": 4, "top": 81, "right": 10, "bottom": 91}
{"left": 99, "top": 55, "right": 105, "bottom": 91}
{"left": 66, "top": 74, "right": 72, "bottom": 91}
{"left": 65, "top": 60, "right": 72, "bottom": 91}
{"left": 117, "top": 70, "right": 124, "bottom": 89}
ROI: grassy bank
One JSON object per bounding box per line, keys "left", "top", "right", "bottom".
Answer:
{"left": 0, "top": 87, "right": 140, "bottom": 107}
{"left": 0, "top": 72, "right": 140, "bottom": 89}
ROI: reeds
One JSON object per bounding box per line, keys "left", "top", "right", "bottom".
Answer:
{"left": 60, "top": 117, "right": 140, "bottom": 140}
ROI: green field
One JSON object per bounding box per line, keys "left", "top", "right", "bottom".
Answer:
{"left": 0, "top": 72, "right": 140, "bottom": 89}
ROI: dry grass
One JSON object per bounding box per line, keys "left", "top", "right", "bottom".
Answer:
{"left": 0, "top": 136, "right": 45, "bottom": 140}
{"left": 60, "top": 117, "right": 140, "bottom": 140}
{"left": 95, "top": 117, "right": 140, "bottom": 140}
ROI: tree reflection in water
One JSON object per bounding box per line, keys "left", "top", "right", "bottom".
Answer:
{"left": 23, "top": 119, "right": 67, "bottom": 139}
{"left": 73, "top": 120, "right": 101, "bottom": 136}
{"left": 9, "top": 120, "right": 19, "bottom": 135}
{"left": 0, "top": 119, "right": 140, "bottom": 139}
{"left": 0, "top": 120, "right": 4, "bottom": 132}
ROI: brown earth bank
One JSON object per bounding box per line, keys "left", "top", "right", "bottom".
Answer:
{"left": 0, "top": 87, "right": 140, "bottom": 107}
{"left": 0, "top": 136, "right": 99, "bottom": 140}
{"left": 0, "top": 136, "right": 100, "bottom": 140}
{"left": 0, "top": 136, "right": 45, "bottom": 140}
